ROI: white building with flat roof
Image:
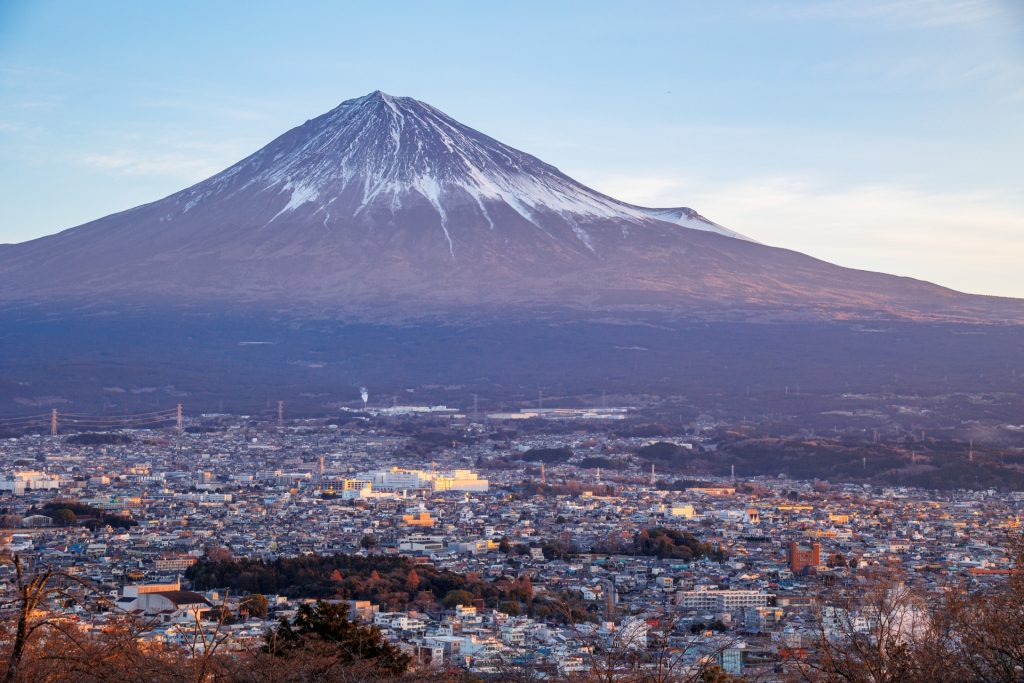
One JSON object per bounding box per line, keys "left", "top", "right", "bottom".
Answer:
{"left": 0, "top": 471, "right": 60, "bottom": 495}
{"left": 356, "top": 467, "right": 488, "bottom": 493}
{"left": 434, "top": 470, "right": 489, "bottom": 492}
{"left": 678, "top": 589, "right": 773, "bottom": 611}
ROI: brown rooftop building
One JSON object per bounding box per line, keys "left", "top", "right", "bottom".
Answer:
{"left": 787, "top": 541, "right": 821, "bottom": 574}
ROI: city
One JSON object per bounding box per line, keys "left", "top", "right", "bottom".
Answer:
{"left": 1, "top": 2, "right": 1021, "bottom": 681}
{"left": 2, "top": 404, "right": 1021, "bottom": 679}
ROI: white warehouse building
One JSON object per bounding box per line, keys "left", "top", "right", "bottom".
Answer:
{"left": 356, "top": 467, "right": 488, "bottom": 493}
{"left": 0, "top": 471, "right": 60, "bottom": 495}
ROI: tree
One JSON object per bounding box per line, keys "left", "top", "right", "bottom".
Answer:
{"left": 263, "top": 601, "right": 409, "bottom": 676}
{"left": 794, "top": 534, "right": 1024, "bottom": 683}
{"left": 240, "top": 593, "right": 269, "bottom": 619}
{"left": 827, "top": 552, "right": 848, "bottom": 568}
{"left": 798, "top": 572, "right": 957, "bottom": 683}
{"left": 939, "top": 537, "right": 1024, "bottom": 682}
{"left": 442, "top": 590, "right": 475, "bottom": 608}
{"left": 405, "top": 568, "right": 420, "bottom": 593}
{"left": 205, "top": 544, "right": 233, "bottom": 562}
{"left": 556, "top": 604, "right": 741, "bottom": 683}
{"left": 360, "top": 534, "right": 377, "bottom": 551}
{"left": 412, "top": 590, "right": 437, "bottom": 612}
{"left": 0, "top": 554, "right": 163, "bottom": 683}
{"left": 514, "top": 575, "right": 534, "bottom": 603}
{"left": 631, "top": 527, "right": 724, "bottom": 561}
{"left": 52, "top": 508, "right": 76, "bottom": 526}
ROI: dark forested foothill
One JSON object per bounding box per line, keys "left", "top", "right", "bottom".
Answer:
{"left": 30, "top": 500, "right": 137, "bottom": 529}
{"left": 636, "top": 442, "right": 693, "bottom": 468}
{"left": 628, "top": 528, "right": 727, "bottom": 561}
{"left": 520, "top": 446, "right": 574, "bottom": 463}
{"left": 186, "top": 554, "right": 541, "bottom": 615}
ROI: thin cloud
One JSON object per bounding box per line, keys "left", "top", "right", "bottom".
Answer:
{"left": 597, "top": 174, "right": 1024, "bottom": 298}
{"left": 80, "top": 150, "right": 224, "bottom": 179}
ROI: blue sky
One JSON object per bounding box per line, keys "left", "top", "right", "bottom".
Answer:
{"left": 1, "top": 0, "right": 1022, "bottom": 296}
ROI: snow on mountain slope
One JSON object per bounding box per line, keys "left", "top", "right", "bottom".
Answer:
{"left": 0, "top": 91, "right": 1021, "bottom": 323}
{"left": 163, "top": 90, "right": 742, "bottom": 251}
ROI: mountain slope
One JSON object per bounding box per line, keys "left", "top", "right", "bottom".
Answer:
{"left": 0, "top": 91, "right": 1020, "bottom": 322}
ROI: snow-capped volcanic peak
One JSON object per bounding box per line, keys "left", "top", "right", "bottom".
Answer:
{"left": 3, "top": 89, "right": 1019, "bottom": 326}
{"left": 171, "top": 91, "right": 747, "bottom": 252}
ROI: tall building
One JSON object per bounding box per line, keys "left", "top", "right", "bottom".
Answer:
{"left": 787, "top": 541, "right": 821, "bottom": 574}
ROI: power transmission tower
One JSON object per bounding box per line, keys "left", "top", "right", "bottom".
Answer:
{"left": 277, "top": 400, "right": 284, "bottom": 429}
{"left": 176, "top": 403, "right": 184, "bottom": 435}
{"left": 50, "top": 409, "right": 58, "bottom": 437}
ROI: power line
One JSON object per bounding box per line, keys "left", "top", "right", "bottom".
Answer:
{"left": 0, "top": 407, "right": 180, "bottom": 433}
{"left": 0, "top": 414, "right": 53, "bottom": 424}
{"left": 61, "top": 409, "right": 177, "bottom": 419}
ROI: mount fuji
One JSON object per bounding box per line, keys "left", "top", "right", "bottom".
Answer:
{"left": 1, "top": 90, "right": 1020, "bottom": 323}
{"left": 1, "top": 91, "right": 1023, "bottom": 416}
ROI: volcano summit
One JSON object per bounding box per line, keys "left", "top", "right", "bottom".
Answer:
{"left": 1, "top": 91, "right": 1023, "bottom": 415}
{"left": 1, "top": 91, "right": 1020, "bottom": 322}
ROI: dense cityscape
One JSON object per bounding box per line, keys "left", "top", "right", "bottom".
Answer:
{"left": 3, "top": 4, "right": 1022, "bottom": 681}
{"left": 2, "top": 403, "right": 1021, "bottom": 680}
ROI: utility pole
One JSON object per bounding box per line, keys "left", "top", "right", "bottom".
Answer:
{"left": 50, "top": 409, "right": 58, "bottom": 437}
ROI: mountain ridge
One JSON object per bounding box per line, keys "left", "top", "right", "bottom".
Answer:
{"left": 0, "top": 90, "right": 1021, "bottom": 324}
